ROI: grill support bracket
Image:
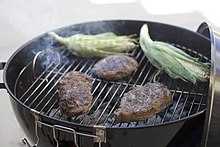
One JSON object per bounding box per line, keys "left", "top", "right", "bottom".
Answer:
{"left": 94, "top": 125, "right": 107, "bottom": 143}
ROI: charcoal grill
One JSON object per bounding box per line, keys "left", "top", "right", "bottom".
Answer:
{"left": 0, "top": 20, "right": 219, "bottom": 147}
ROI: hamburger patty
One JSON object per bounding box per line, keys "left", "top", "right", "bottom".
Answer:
{"left": 114, "top": 82, "right": 172, "bottom": 122}
{"left": 57, "top": 71, "right": 93, "bottom": 117}
{"left": 92, "top": 55, "right": 138, "bottom": 81}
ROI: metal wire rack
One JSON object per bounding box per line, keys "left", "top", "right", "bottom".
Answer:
{"left": 14, "top": 44, "right": 208, "bottom": 128}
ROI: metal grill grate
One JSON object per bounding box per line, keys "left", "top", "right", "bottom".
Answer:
{"left": 14, "top": 44, "right": 208, "bottom": 128}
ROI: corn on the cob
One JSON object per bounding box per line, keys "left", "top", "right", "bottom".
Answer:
{"left": 139, "top": 24, "right": 209, "bottom": 84}
{"left": 48, "top": 32, "right": 137, "bottom": 57}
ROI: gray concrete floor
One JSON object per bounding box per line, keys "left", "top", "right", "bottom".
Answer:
{"left": 0, "top": 0, "right": 219, "bottom": 146}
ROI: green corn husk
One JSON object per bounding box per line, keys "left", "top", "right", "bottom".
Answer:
{"left": 139, "top": 24, "right": 209, "bottom": 84}
{"left": 48, "top": 32, "right": 138, "bottom": 57}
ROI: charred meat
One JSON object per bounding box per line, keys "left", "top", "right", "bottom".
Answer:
{"left": 57, "top": 71, "right": 93, "bottom": 117}
{"left": 92, "top": 55, "right": 138, "bottom": 80}
{"left": 114, "top": 82, "right": 172, "bottom": 122}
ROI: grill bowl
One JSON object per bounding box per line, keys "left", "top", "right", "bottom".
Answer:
{"left": 3, "top": 20, "right": 211, "bottom": 147}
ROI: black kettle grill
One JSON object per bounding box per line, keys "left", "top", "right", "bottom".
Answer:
{"left": 0, "top": 20, "right": 220, "bottom": 147}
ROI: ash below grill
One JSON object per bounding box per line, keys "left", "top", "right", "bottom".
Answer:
{"left": 2, "top": 20, "right": 217, "bottom": 147}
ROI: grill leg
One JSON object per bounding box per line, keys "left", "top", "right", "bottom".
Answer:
{"left": 22, "top": 138, "right": 31, "bottom": 147}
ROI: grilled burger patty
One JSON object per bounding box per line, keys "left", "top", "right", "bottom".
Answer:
{"left": 114, "top": 82, "right": 172, "bottom": 122}
{"left": 57, "top": 71, "right": 93, "bottom": 117}
{"left": 92, "top": 55, "right": 138, "bottom": 80}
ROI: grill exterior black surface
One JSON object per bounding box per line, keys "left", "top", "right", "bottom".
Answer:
{"left": 1, "top": 20, "right": 212, "bottom": 147}
{"left": 197, "top": 22, "right": 220, "bottom": 147}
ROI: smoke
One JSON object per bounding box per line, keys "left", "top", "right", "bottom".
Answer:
{"left": 38, "top": 48, "right": 61, "bottom": 69}
{"left": 31, "top": 34, "right": 73, "bottom": 80}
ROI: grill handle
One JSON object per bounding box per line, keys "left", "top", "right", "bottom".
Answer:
{"left": 197, "top": 22, "right": 220, "bottom": 147}
{"left": 0, "top": 62, "right": 6, "bottom": 89}
{"left": 30, "top": 109, "right": 102, "bottom": 147}
{"left": 196, "top": 22, "right": 211, "bottom": 38}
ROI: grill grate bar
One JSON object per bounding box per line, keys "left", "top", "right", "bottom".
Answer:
{"left": 109, "top": 85, "right": 130, "bottom": 127}
{"left": 28, "top": 62, "right": 70, "bottom": 107}
{"left": 169, "top": 90, "right": 204, "bottom": 96}
{"left": 33, "top": 62, "right": 74, "bottom": 110}
{"left": 86, "top": 84, "right": 116, "bottom": 125}
{"left": 91, "top": 81, "right": 102, "bottom": 95}
{"left": 187, "top": 86, "right": 200, "bottom": 116}
{"left": 102, "top": 95, "right": 121, "bottom": 125}
{"left": 123, "top": 48, "right": 145, "bottom": 84}
{"left": 92, "top": 84, "right": 115, "bottom": 114}
{"left": 93, "top": 79, "right": 134, "bottom": 87}
{"left": 188, "top": 94, "right": 198, "bottom": 116}
{"left": 177, "top": 86, "right": 193, "bottom": 119}
{"left": 196, "top": 93, "right": 206, "bottom": 112}
{"left": 127, "top": 48, "right": 146, "bottom": 83}
{"left": 18, "top": 62, "right": 54, "bottom": 100}
{"left": 45, "top": 99, "right": 58, "bottom": 116}
{"left": 132, "top": 56, "right": 150, "bottom": 86}
{"left": 159, "top": 79, "right": 176, "bottom": 123}
{"left": 21, "top": 63, "right": 61, "bottom": 103}
{"left": 152, "top": 78, "right": 175, "bottom": 125}
{"left": 95, "top": 84, "right": 121, "bottom": 125}
{"left": 171, "top": 82, "right": 191, "bottom": 121}
{"left": 194, "top": 87, "right": 206, "bottom": 113}
{"left": 39, "top": 90, "right": 58, "bottom": 113}
{"left": 140, "top": 65, "right": 153, "bottom": 85}
{"left": 78, "top": 59, "right": 96, "bottom": 73}
{"left": 79, "top": 83, "right": 108, "bottom": 124}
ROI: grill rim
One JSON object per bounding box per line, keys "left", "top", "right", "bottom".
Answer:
{"left": 3, "top": 19, "right": 211, "bottom": 130}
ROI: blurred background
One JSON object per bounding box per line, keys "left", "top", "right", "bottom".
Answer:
{"left": 0, "top": 0, "right": 219, "bottom": 146}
